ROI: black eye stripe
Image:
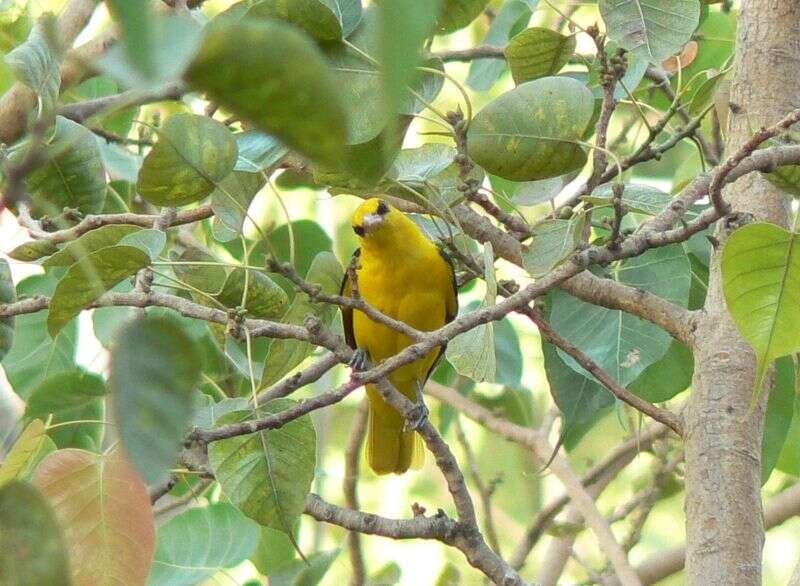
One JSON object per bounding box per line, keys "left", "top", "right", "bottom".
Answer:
{"left": 353, "top": 225, "right": 365, "bottom": 236}
{"left": 376, "top": 200, "right": 389, "bottom": 215}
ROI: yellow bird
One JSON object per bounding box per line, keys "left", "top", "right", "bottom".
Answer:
{"left": 341, "top": 198, "right": 458, "bottom": 475}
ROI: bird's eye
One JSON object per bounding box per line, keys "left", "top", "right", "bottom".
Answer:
{"left": 353, "top": 225, "right": 365, "bottom": 236}
{"left": 376, "top": 199, "right": 389, "bottom": 215}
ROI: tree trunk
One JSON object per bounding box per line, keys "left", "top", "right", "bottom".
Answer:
{"left": 684, "top": 2, "right": 799, "bottom": 584}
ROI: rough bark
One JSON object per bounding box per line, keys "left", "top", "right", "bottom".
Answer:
{"left": 684, "top": 2, "right": 799, "bottom": 584}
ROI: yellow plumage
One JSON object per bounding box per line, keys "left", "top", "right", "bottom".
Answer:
{"left": 341, "top": 198, "right": 458, "bottom": 475}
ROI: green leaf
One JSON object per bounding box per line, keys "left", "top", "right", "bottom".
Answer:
{"left": 467, "top": 76, "right": 594, "bottom": 181}
{"left": 208, "top": 398, "right": 316, "bottom": 535}
{"left": 762, "top": 134, "right": 800, "bottom": 197}
{"left": 492, "top": 315, "right": 523, "bottom": 388}
{"left": 599, "top": 0, "right": 701, "bottom": 63}
{"left": 25, "top": 369, "right": 106, "bottom": 450}
{"left": 762, "top": 356, "right": 795, "bottom": 484}
{"left": 0, "top": 259, "right": 14, "bottom": 362}
{"left": 777, "top": 372, "right": 800, "bottom": 477}
{"left": 522, "top": 215, "right": 585, "bottom": 277}
{"left": 0, "top": 481, "right": 70, "bottom": 586}
{"left": 4, "top": 14, "right": 61, "bottom": 113}
{"left": 446, "top": 245, "right": 497, "bottom": 383}
{"left": 265, "top": 219, "right": 334, "bottom": 277}
{"left": 186, "top": 18, "right": 347, "bottom": 168}
{"left": 118, "top": 228, "right": 166, "bottom": 260}
{"left": 211, "top": 171, "right": 266, "bottom": 240}
{"left": 97, "top": 13, "right": 202, "bottom": 90}
{"left": 47, "top": 244, "right": 150, "bottom": 337}
{"left": 384, "top": 143, "right": 483, "bottom": 210}
{"left": 250, "top": 526, "right": 298, "bottom": 575}
{"left": 105, "top": 0, "right": 157, "bottom": 81}
{"left": 0, "top": 420, "right": 50, "bottom": 486}
{"left": 688, "top": 68, "right": 728, "bottom": 117}
{"left": 34, "top": 448, "right": 156, "bottom": 586}
{"left": 110, "top": 316, "right": 201, "bottom": 484}
{"left": 24, "top": 116, "right": 106, "bottom": 218}
{"left": 378, "top": 0, "right": 440, "bottom": 122}
{"left": 629, "top": 339, "right": 693, "bottom": 402}
{"left": 148, "top": 503, "right": 261, "bottom": 586}
{"left": 137, "top": 113, "right": 238, "bottom": 207}
{"left": 722, "top": 223, "right": 800, "bottom": 390}
{"left": 269, "top": 549, "right": 341, "bottom": 586}
{"left": 436, "top": 0, "right": 489, "bottom": 34}
{"left": 3, "top": 274, "right": 78, "bottom": 399}
{"left": 43, "top": 224, "right": 142, "bottom": 267}
{"left": 584, "top": 182, "right": 673, "bottom": 216}
{"left": 368, "top": 563, "right": 402, "bottom": 586}
{"left": 261, "top": 252, "right": 342, "bottom": 388}
{"left": 491, "top": 172, "right": 576, "bottom": 206}
{"left": 467, "top": 0, "right": 533, "bottom": 91}
{"left": 173, "top": 248, "right": 228, "bottom": 295}
{"left": 235, "top": 131, "right": 289, "bottom": 173}
{"left": 551, "top": 245, "right": 691, "bottom": 386}
{"left": 542, "top": 340, "right": 612, "bottom": 449}
{"left": 216, "top": 269, "right": 289, "bottom": 319}
{"left": 322, "top": 9, "right": 443, "bottom": 145}
{"left": 248, "top": 0, "right": 362, "bottom": 41}
{"left": 7, "top": 239, "right": 58, "bottom": 262}
{"left": 505, "top": 27, "right": 575, "bottom": 84}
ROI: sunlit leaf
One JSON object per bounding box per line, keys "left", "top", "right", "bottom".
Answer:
{"left": 467, "top": 76, "right": 594, "bottom": 181}
{"left": 25, "top": 369, "right": 106, "bottom": 450}
{"left": 7, "top": 238, "right": 58, "bottom": 261}
{"left": 186, "top": 18, "right": 347, "bottom": 168}
{"left": 208, "top": 398, "right": 316, "bottom": 535}
{"left": 506, "top": 27, "right": 575, "bottom": 84}
{"left": 722, "top": 223, "right": 800, "bottom": 389}
{"left": 599, "top": 0, "right": 701, "bottom": 63}
{"left": 0, "top": 481, "right": 70, "bottom": 585}
{"left": 0, "top": 419, "right": 50, "bottom": 486}
{"left": 47, "top": 245, "right": 150, "bottom": 337}
{"left": 43, "top": 225, "right": 142, "bottom": 267}
{"left": 110, "top": 316, "right": 201, "bottom": 484}
{"left": 148, "top": 503, "right": 260, "bottom": 586}
{"left": 137, "top": 113, "right": 238, "bottom": 207}
{"left": 34, "top": 448, "right": 156, "bottom": 586}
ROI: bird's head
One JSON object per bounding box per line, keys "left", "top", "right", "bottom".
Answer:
{"left": 351, "top": 197, "right": 395, "bottom": 239}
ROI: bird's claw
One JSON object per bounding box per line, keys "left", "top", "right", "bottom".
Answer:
{"left": 404, "top": 402, "right": 429, "bottom": 432}
{"left": 349, "top": 348, "right": 371, "bottom": 372}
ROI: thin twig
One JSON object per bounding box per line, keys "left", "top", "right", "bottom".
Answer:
{"left": 344, "top": 399, "right": 369, "bottom": 586}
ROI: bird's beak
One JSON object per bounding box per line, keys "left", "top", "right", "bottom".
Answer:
{"left": 361, "top": 212, "right": 385, "bottom": 234}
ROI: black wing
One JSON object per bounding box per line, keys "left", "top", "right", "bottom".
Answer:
{"left": 424, "top": 246, "right": 459, "bottom": 382}
{"left": 340, "top": 248, "right": 360, "bottom": 350}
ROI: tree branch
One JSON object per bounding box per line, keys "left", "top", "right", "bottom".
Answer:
{"left": 344, "top": 399, "right": 369, "bottom": 586}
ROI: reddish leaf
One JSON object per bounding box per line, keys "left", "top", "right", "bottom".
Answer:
{"left": 34, "top": 448, "right": 156, "bottom": 586}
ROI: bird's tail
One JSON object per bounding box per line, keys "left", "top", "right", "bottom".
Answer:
{"left": 365, "top": 381, "right": 424, "bottom": 475}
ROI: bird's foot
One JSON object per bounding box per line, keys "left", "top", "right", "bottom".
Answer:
{"left": 349, "top": 348, "right": 371, "bottom": 373}
{"left": 404, "top": 401, "right": 429, "bottom": 432}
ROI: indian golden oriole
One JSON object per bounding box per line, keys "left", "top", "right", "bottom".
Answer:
{"left": 341, "top": 197, "right": 458, "bottom": 475}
